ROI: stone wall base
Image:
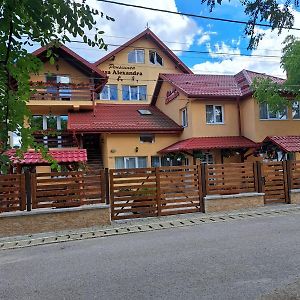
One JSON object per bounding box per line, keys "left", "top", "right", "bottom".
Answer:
{"left": 290, "top": 189, "right": 300, "bottom": 204}
{"left": 205, "top": 193, "right": 265, "bottom": 213}
{"left": 0, "top": 205, "right": 110, "bottom": 238}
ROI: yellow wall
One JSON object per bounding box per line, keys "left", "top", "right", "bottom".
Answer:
{"left": 29, "top": 58, "right": 93, "bottom": 115}
{"left": 241, "top": 97, "right": 300, "bottom": 142}
{"left": 189, "top": 100, "right": 239, "bottom": 137}
{"left": 155, "top": 81, "right": 240, "bottom": 140}
{"left": 30, "top": 59, "right": 90, "bottom": 84}
{"left": 103, "top": 133, "right": 180, "bottom": 168}
{"left": 96, "top": 37, "right": 185, "bottom": 104}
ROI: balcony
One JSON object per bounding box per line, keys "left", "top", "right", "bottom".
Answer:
{"left": 33, "top": 130, "right": 78, "bottom": 148}
{"left": 29, "top": 82, "right": 96, "bottom": 111}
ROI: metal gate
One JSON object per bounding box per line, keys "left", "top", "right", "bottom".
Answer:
{"left": 262, "top": 162, "right": 289, "bottom": 204}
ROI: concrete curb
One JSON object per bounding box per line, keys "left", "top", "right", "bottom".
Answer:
{"left": 1, "top": 205, "right": 300, "bottom": 251}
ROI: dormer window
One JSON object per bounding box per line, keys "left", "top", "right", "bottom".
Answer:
{"left": 128, "top": 49, "right": 145, "bottom": 63}
{"left": 149, "top": 50, "right": 163, "bottom": 66}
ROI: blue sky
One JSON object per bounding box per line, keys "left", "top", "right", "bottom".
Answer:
{"left": 27, "top": 0, "right": 300, "bottom": 77}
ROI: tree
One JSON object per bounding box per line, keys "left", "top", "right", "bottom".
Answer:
{"left": 0, "top": 0, "right": 114, "bottom": 172}
{"left": 252, "top": 35, "right": 300, "bottom": 111}
{"left": 202, "top": 0, "right": 298, "bottom": 49}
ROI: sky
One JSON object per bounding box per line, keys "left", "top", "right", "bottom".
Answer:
{"left": 29, "top": 0, "right": 300, "bottom": 78}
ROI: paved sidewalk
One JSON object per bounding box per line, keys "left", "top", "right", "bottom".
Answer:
{"left": 1, "top": 204, "right": 300, "bottom": 251}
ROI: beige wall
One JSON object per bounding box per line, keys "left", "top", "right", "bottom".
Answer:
{"left": 29, "top": 58, "right": 93, "bottom": 115}
{"left": 190, "top": 100, "right": 239, "bottom": 137}
{"left": 103, "top": 133, "right": 180, "bottom": 168}
{"left": 155, "top": 81, "right": 240, "bottom": 141}
{"left": 96, "top": 37, "right": 184, "bottom": 104}
{"left": 241, "top": 97, "right": 300, "bottom": 142}
{"left": 30, "top": 59, "right": 90, "bottom": 84}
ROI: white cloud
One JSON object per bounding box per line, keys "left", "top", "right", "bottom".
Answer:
{"left": 191, "top": 8, "right": 300, "bottom": 78}
{"left": 197, "top": 30, "right": 217, "bottom": 45}
{"left": 67, "top": 0, "right": 200, "bottom": 62}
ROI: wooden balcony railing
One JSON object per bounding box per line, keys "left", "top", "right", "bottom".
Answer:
{"left": 30, "top": 82, "right": 96, "bottom": 101}
{"left": 33, "top": 131, "right": 78, "bottom": 148}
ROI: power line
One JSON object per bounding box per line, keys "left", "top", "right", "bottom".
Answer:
{"left": 97, "top": 0, "right": 300, "bottom": 31}
{"left": 27, "top": 39, "right": 285, "bottom": 59}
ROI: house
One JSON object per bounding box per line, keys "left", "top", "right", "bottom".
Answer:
{"left": 9, "top": 29, "right": 300, "bottom": 171}
{"left": 151, "top": 70, "right": 300, "bottom": 164}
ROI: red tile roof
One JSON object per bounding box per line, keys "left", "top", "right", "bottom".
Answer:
{"left": 68, "top": 104, "right": 182, "bottom": 133}
{"left": 7, "top": 149, "right": 87, "bottom": 165}
{"left": 33, "top": 44, "right": 108, "bottom": 79}
{"left": 159, "top": 136, "right": 257, "bottom": 153}
{"left": 152, "top": 69, "right": 285, "bottom": 103}
{"left": 262, "top": 136, "right": 300, "bottom": 152}
{"left": 93, "top": 29, "right": 192, "bottom": 74}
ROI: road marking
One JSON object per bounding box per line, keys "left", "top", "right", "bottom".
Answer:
{"left": 1, "top": 207, "right": 300, "bottom": 251}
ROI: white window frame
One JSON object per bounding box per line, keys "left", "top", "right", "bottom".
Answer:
{"left": 149, "top": 50, "right": 163, "bottom": 66}
{"left": 128, "top": 49, "right": 145, "bottom": 64}
{"left": 122, "top": 85, "right": 147, "bottom": 101}
{"left": 259, "top": 103, "right": 287, "bottom": 120}
{"left": 292, "top": 101, "right": 300, "bottom": 119}
{"left": 115, "top": 156, "right": 147, "bottom": 169}
{"left": 181, "top": 107, "right": 188, "bottom": 127}
{"left": 206, "top": 105, "right": 224, "bottom": 124}
{"left": 99, "top": 84, "right": 118, "bottom": 100}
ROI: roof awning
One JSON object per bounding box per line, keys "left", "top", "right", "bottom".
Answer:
{"left": 7, "top": 149, "right": 87, "bottom": 165}
{"left": 159, "top": 136, "right": 257, "bottom": 153}
{"left": 262, "top": 136, "right": 300, "bottom": 152}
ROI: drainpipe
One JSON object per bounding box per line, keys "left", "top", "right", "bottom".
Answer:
{"left": 236, "top": 96, "right": 242, "bottom": 136}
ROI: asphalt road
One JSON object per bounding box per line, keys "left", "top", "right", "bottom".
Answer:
{"left": 0, "top": 214, "right": 300, "bottom": 300}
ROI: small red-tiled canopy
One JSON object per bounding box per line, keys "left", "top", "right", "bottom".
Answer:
{"left": 68, "top": 104, "right": 182, "bottom": 133}
{"left": 159, "top": 136, "right": 257, "bottom": 153}
{"left": 262, "top": 136, "right": 300, "bottom": 152}
{"left": 7, "top": 149, "right": 87, "bottom": 165}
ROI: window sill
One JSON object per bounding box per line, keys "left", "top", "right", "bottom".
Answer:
{"left": 206, "top": 122, "right": 225, "bottom": 125}
{"left": 259, "top": 119, "right": 288, "bottom": 121}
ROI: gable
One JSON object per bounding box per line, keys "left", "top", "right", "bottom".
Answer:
{"left": 95, "top": 29, "right": 191, "bottom": 74}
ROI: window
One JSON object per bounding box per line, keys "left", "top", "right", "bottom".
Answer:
{"left": 181, "top": 108, "right": 188, "bottom": 127}
{"left": 128, "top": 49, "right": 145, "bottom": 63}
{"left": 115, "top": 157, "right": 147, "bottom": 169}
{"left": 32, "top": 115, "right": 68, "bottom": 130}
{"left": 206, "top": 105, "right": 224, "bottom": 124}
{"left": 138, "top": 109, "right": 152, "bottom": 115}
{"left": 122, "top": 85, "right": 147, "bottom": 101}
{"left": 99, "top": 84, "right": 118, "bottom": 100}
{"left": 149, "top": 50, "right": 163, "bottom": 66}
{"left": 292, "top": 101, "right": 300, "bottom": 119}
{"left": 140, "top": 134, "right": 155, "bottom": 143}
{"left": 259, "top": 103, "right": 287, "bottom": 120}
{"left": 45, "top": 74, "right": 71, "bottom": 100}
{"left": 151, "top": 156, "right": 188, "bottom": 167}
{"left": 201, "top": 153, "right": 214, "bottom": 164}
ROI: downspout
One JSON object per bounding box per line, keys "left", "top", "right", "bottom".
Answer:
{"left": 236, "top": 96, "right": 242, "bottom": 136}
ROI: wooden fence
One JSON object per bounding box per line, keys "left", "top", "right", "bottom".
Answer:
{"left": 159, "top": 165, "right": 203, "bottom": 216}
{"left": 110, "top": 165, "right": 204, "bottom": 220}
{"left": 2, "top": 160, "right": 300, "bottom": 216}
{"left": 31, "top": 171, "right": 106, "bottom": 209}
{"left": 0, "top": 174, "right": 26, "bottom": 213}
{"left": 291, "top": 161, "right": 300, "bottom": 189}
{"left": 205, "top": 162, "right": 257, "bottom": 195}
